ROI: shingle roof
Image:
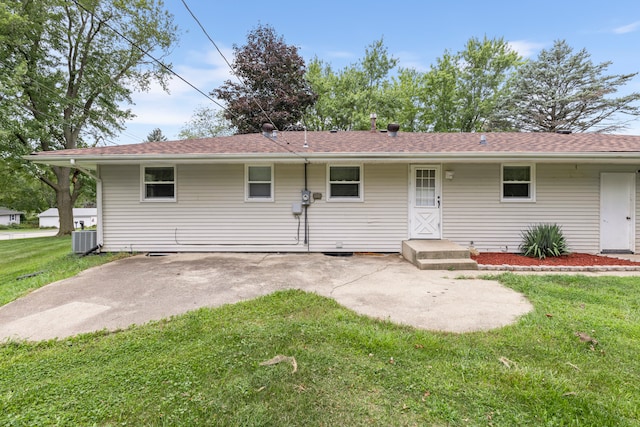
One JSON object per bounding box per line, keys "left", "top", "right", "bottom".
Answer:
{"left": 0, "top": 207, "right": 23, "bottom": 215}
{"left": 29, "top": 131, "right": 640, "bottom": 160}
{"left": 38, "top": 208, "right": 97, "bottom": 218}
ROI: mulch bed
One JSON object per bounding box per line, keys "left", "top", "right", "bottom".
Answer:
{"left": 471, "top": 252, "right": 640, "bottom": 266}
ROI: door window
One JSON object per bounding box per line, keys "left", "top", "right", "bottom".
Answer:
{"left": 415, "top": 169, "right": 436, "bottom": 207}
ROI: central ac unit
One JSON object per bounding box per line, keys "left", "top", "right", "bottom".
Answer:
{"left": 72, "top": 230, "right": 97, "bottom": 254}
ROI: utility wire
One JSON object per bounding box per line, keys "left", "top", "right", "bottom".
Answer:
{"left": 180, "top": 0, "right": 306, "bottom": 159}
{"left": 70, "top": 0, "right": 237, "bottom": 119}
{"left": 12, "top": 99, "right": 123, "bottom": 147}
{"left": 24, "top": 79, "right": 146, "bottom": 145}
{"left": 179, "top": 0, "right": 234, "bottom": 75}
{"left": 180, "top": 0, "right": 276, "bottom": 129}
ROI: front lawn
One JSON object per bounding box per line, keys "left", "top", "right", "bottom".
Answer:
{"left": 0, "top": 236, "right": 128, "bottom": 305}
{"left": 1, "top": 273, "right": 639, "bottom": 426}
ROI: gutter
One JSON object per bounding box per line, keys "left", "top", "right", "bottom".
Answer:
{"left": 25, "top": 151, "right": 640, "bottom": 167}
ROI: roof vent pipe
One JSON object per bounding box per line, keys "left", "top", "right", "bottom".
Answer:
{"left": 370, "top": 113, "right": 377, "bottom": 132}
{"left": 480, "top": 134, "right": 487, "bottom": 145}
{"left": 261, "top": 123, "right": 275, "bottom": 138}
{"left": 387, "top": 123, "right": 400, "bottom": 137}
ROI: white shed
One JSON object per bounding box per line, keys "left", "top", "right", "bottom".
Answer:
{"left": 38, "top": 208, "right": 97, "bottom": 229}
{"left": 0, "top": 207, "right": 22, "bottom": 226}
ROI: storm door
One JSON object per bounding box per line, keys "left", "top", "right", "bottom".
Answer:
{"left": 409, "top": 165, "right": 441, "bottom": 239}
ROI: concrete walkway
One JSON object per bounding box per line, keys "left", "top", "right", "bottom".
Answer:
{"left": 0, "top": 253, "right": 535, "bottom": 342}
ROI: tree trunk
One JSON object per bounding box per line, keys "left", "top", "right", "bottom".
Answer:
{"left": 53, "top": 166, "right": 75, "bottom": 236}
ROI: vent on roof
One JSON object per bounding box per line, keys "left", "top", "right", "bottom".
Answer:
{"left": 370, "top": 113, "right": 377, "bottom": 132}
{"left": 387, "top": 123, "right": 400, "bottom": 137}
{"left": 556, "top": 129, "right": 572, "bottom": 134}
{"left": 480, "top": 134, "right": 487, "bottom": 145}
{"left": 261, "top": 123, "right": 276, "bottom": 138}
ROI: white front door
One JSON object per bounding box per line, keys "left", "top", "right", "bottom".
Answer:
{"left": 409, "top": 165, "right": 441, "bottom": 239}
{"left": 600, "top": 173, "right": 635, "bottom": 253}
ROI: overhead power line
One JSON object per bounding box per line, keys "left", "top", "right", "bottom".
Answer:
{"left": 180, "top": 0, "right": 276, "bottom": 130}
{"left": 179, "top": 0, "right": 306, "bottom": 159}
{"left": 70, "top": 0, "right": 235, "bottom": 118}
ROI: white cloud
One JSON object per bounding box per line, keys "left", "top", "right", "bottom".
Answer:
{"left": 396, "top": 51, "right": 428, "bottom": 72}
{"left": 613, "top": 21, "right": 640, "bottom": 34}
{"left": 121, "top": 46, "right": 236, "bottom": 141}
{"left": 508, "top": 40, "right": 546, "bottom": 58}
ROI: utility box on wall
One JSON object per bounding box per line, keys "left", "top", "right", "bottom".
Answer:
{"left": 72, "top": 230, "right": 97, "bottom": 254}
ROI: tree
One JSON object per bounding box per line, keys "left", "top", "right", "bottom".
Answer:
{"left": 455, "top": 36, "right": 522, "bottom": 132}
{"left": 424, "top": 36, "right": 522, "bottom": 132}
{"left": 305, "top": 39, "right": 398, "bottom": 131}
{"left": 386, "top": 68, "right": 431, "bottom": 132}
{"left": 212, "top": 24, "right": 316, "bottom": 134}
{"left": 178, "top": 106, "right": 236, "bottom": 139}
{"left": 424, "top": 52, "right": 458, "bottom": 131}
{"left": 0, "top": 0, "right": 177, "bottom": 235}
{"left": 0, "top": 153, "right": 55, "bottom": 214}
{"left": 501, "top": 40, "right": 640, "bottom": 133}
{"left": 145, "top": 128, "right": 168, "bottom": 142}
{"left": 305, "top": 36, "right": 519, "bottom": 133}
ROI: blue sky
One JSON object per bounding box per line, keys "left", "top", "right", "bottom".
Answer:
{"left": 120, "top": 0, "right": 640, "bottom": 143}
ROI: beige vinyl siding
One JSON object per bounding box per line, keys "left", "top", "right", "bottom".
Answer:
{"left": 442, "top": 163, "right": 639, "bottom": 254}
{"left": 100, "top": 161, "right": 638, "bottom": 254}
{"left": 307, "top": 163, "right": 408, "bottom": 252}
{"left": 100, "top": 164, "right": 308, "bottom": 252}
{"left": 100, "top": 162, "right": 409, "bottom": 253}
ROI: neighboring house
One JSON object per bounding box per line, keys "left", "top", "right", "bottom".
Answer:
{"left": 0, "top": 207, "right": 22, "bottom": 226}
{"left": 27, "top": 129, "right": 640, "bottom": 254}
{"left": 38, "top": 208, "right": 98, "bottom": 229}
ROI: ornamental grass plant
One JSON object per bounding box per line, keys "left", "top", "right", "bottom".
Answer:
{"left": 520, "top": 223, "right": 569, "bottom": 259}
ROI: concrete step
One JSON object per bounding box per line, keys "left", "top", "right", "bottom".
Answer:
{"left": 402, "top": 240, "right": 470, "bottom": 263}
{"left": 415, "top": 258, "right": 479, "bottom": 271}
{"left": 415, "top": 248, "right": 470, "bottom": 260}
{"left": 402, "top": 240, "right": 478, "bottom": 270}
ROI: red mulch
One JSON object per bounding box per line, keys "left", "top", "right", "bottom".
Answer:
{"left": 471, "top": 252, "right": 640, "bottom": 266}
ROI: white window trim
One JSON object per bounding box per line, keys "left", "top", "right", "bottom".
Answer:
{"left": 326, "top": 164, "right": 364, "bottom": 202}
{"left": 245, "top": 164, "right": 274, "bottom": 202}
{"left": 501, "top": 163, "right": 536, "bottom": 202}
{"left": 140, "top": 165, "right": 177, "bottom": 202}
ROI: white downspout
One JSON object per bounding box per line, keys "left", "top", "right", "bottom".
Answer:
{"left": 96, "top": 165, "right": 103, "bottom": 248}
{"left": 70, "top": 159, "right": 103, "bottom": 250}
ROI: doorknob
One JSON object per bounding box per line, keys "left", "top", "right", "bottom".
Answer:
{"left": 627, "top": 216, "right": 632, "bottom": 220}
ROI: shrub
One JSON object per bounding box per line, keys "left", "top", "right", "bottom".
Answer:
{"left": 0, "top": 223, "right": 21, "bottom": 230}
{"left": 520, "top": 223, "right": 569, "bottom": 259}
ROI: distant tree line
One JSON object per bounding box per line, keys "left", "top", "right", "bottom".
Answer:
{"left": 209, "top": 25, "right": 640, "bottom": 136}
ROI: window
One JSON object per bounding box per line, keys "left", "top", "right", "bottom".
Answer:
{"left": 142, "top": 166, "right": 176, "bottom": 201}
{"left": 246, "top": 165, "right": 273, "bottom": 201}
{"left": 502, "top": 164, "right": 535, "bottom": 201}
{"left": 415, "top": 168, "right": 437, "bottom": 207}
{"left": 328, "top": 165, "right": 363, "bottom": 201}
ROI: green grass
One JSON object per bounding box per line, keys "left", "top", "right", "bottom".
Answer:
{"left": 0, "top": 236, "right": 128, "bottom": 305}
{"left": 1, "top": 272, "right": 639, "bottom": 426}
